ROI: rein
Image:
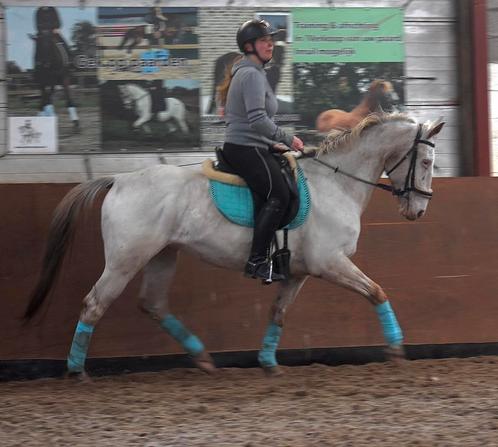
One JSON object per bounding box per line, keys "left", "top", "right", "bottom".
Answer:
{"left": 313, "top": 124, "right": 435, "bottom": 199}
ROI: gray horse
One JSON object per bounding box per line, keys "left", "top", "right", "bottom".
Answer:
{"left": 24, "top": 113, "right": 444, "bottom": 380}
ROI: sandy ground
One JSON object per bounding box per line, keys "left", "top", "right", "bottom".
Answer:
{"left": 2, "top": 356, "right": 498, "bottom": 446}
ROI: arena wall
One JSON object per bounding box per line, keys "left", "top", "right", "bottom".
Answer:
{"left": 2, "top": 177, "right": 498, "bottom": 362}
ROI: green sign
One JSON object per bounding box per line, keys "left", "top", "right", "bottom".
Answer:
{"left": 292, "top": 8, "right": 404, "bottom": 63}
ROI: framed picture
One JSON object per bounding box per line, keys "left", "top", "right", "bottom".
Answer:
{"left": 255, "top": 12, "right": 292, "bottom": 43}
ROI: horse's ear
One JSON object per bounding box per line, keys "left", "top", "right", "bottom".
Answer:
{"left": 427, "top": 120, "right": 445, "bottom": 139}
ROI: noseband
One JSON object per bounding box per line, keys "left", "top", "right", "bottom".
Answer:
{"left": 313, "top": 123, "right": 435, "bottom": 199}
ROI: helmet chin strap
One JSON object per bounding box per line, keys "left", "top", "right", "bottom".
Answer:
{"left": 246, "top": 43, "right": 271, "bottom": 66}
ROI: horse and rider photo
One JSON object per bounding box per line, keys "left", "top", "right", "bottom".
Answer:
{"left": 100, "top": 79, "right": 200, "bottom": 151}
{"left": 97, "top": 7, "right": 199, "bottom": 81}
{"left": 5, "top": 6, "right": 100, "bottom": 153}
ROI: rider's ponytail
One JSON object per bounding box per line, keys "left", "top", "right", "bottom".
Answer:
{"left": 217, "top": 55, "right": 243, "bottom": 107}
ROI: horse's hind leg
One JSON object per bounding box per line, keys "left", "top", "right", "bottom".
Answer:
{"left": 139, "top": 247, "right": 215, "bottom": 374}
{"left": 258, "top": 276, "right": 308, "bottom": 376}
{"left": 39, "top": 85, "right": 54, "bottom": 116}
{"left": 322, "top": 256, "right": 405, "bottom": 360}
{"left": 67, "top": 265, "right": 140, "bottom": 379}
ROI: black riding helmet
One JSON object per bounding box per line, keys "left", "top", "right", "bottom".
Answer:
{"left": 236, "top": 19, "right": 278, "bottom": 57}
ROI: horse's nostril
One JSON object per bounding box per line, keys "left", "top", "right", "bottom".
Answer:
{"left": 417, "top": 210, "right": 424, "bottom": 218}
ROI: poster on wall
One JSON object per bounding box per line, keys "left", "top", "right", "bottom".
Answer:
{"left": 97, "top": 7, "right": 200, "bottom": 150}
{"left": 5, "top": 6, "right": 100, "bottom": 153}
{"left": 8, "top": 117, "right": 58, "bottom": 153}
{"left": 100, "top": 79, "right": 200, "bottom": 151}
{"left": 292, "top": 7, "right": 405, "bottom": 135}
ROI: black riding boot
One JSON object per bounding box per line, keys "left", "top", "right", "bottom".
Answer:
{"left": 245, "top": 198, "right": 287, "bottom": 284}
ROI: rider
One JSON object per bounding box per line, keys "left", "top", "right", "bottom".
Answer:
{"left": 218, "top": 19, "right": 304, "bottom": 283}
{"left": 148, "top": 79, "right": 167, "bottom": 115}
{"left": 35, "top": 6, "right": 72, "bottom": 59}
{"left": 145, "top": 7, "right": 168, "bottom": 45}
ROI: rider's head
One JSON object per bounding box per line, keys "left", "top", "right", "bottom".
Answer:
{"left": 236, "top": 19, "right": 277, "bottom": 65}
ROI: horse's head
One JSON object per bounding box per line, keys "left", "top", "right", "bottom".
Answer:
{"left": 369, "top": 80, "right": 399, "bottom": 112}
{"left": 385, "top": 118, "right": 445, "bottom": 221}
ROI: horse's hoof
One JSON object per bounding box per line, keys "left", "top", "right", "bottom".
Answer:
{"left": 385, "top": 345, "right": 406, "bottom": 363}
{"left": 65, "top": 370, "right": 93, "bottom": 383}
{"left": 192, "top": 351, "right": 216, "bottom": 375}
{"left": 72, "top": 120, "right": 80, "bottom": 133}
{"left": 263, "top": 365, "right": 284, "bottom": 377}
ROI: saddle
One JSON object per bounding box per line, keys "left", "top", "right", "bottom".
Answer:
{"left": 210, "top": 148, "right": 300, "bottom": 228}
{"left": 202, "top": 149, "right": 311, "bottom": 279}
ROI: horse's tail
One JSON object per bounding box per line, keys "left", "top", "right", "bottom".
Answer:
{"left": 23, "top": 177, "right": 115, "bottom": 321}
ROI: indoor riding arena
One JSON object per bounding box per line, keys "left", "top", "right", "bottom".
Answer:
{"left": 2, "top": 1, "right": 498, "bottom": 446}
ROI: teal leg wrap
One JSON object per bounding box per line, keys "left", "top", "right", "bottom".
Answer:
{"left": 67, "top": 321, "right": 94, "bottom": 373}
{"left": 258, "top": 322, "right": 282, "bottom": 368}
{"left": 376, "top": 301, "right": 404, "bottom": 346}
{"left": 160, "top": 314, "right": 204, "bottom": 356}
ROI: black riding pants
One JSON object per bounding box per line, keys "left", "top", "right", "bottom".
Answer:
{"left": 223, "top": 142, "right": 290, "bottom": 258}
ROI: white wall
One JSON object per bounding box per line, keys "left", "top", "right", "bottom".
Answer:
{"left": 488, "top": 1, "right": 498, "bottom": 176}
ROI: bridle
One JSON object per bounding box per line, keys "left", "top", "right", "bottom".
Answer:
{"left": 313, "top": 123, "right": 435, "bottom": 200}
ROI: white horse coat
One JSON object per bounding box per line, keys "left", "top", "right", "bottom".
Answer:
{"left": 24, "top": 113, "right": 444, "bottom": 378}
{"left": 119, "top": 83, "right": 189, "bottom": 134}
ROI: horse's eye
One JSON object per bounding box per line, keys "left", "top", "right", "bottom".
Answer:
{"left": 421, "top": 159, "right": 432, "bottom": 169}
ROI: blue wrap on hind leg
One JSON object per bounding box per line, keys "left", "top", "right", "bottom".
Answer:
{"left": 67, "top": 320, "right": 94, "bottom": 373}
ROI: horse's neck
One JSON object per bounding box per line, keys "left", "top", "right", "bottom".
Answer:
{"left": 305, "top": 125, "right": 401, "bottom": 213}
{"left": 129, "top": 85, "right": 143, "bottom": 96}
{"left": 353, "top": 91, "right": 378, "bottom": 114}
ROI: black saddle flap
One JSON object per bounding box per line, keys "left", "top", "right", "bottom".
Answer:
{"left": 271, "top": 153, "right": 300, "bottom": 228}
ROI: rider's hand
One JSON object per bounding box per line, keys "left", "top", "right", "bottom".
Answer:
{"left": 291, "top": 136, "right": 304, "bottom": 152}
{"left": 272, "top": 142, "right": 288, "bottom": 152}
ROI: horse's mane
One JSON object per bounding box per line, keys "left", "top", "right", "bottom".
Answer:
{"left": 318, "top": 112, "right": 416, "bottom": 154}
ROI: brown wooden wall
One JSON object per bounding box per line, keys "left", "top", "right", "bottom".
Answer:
{"left": 1, "top": 178, "right": 498, "bottom": 361}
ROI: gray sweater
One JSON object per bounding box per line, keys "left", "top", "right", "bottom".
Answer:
{"left": 224, "top": 57, "right": 294, "bottom": 149}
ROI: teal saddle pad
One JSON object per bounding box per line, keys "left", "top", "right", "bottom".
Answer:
{"left": 209, "top": 167, "right": 311, "bottom": 229}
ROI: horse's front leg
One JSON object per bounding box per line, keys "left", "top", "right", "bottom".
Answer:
{"left": 62, "top": 77, "right": 79, "bottom": 131}
{"left": 258, "top": 276, "right": 308, "bottom": 376}
{"left": 321, "top": 256, "right": 405, "bottom": 360}
{"left": 133, "top": 111, "right": 152, "bottom": 129}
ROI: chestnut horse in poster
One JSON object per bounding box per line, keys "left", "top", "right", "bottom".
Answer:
{"left": 316, "top": 80, "right": 399, "bottom": 133}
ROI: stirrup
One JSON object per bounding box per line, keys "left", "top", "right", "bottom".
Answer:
{"left": 244, "top": 258, "right": 286, "bottom": 284}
